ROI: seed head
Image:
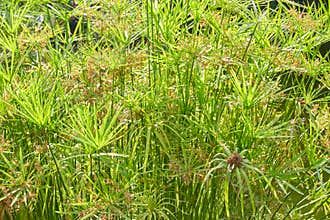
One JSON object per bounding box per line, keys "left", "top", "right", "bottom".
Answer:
{"left": 227, "top": 152, "right": 243, "bottom": 170}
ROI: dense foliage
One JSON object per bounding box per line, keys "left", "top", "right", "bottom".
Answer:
{"left": 0, "top": 0, "right": 329, "bottom": 219}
